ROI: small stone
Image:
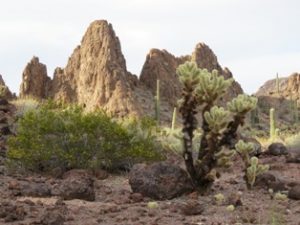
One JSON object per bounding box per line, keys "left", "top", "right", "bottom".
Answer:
{"left": 180, "top": 200, "right": 204, "bottom": 216}
{"left": 130, "top": 193, "right": 144, "bottom": 203}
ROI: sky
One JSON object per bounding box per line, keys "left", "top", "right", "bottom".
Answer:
{"left": 0, "top": 0, "right": 300, "bottom": 95}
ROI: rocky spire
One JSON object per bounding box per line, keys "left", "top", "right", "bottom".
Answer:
{"left": 19, "top": 56, "right": 51, "bottom": 99}
{"left": 51, "top": 20, "right": 140, "bottom": 116}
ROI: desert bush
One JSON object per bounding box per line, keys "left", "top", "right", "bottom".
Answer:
{"left": 7, "top": 103, "right": 163, "bottom": 172}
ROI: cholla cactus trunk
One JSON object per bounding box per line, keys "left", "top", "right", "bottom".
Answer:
{"left": 219, "top": 114, "right": 245, "bottom": 148}
{"left": 197, "top": 104, "right": 213, "bottom": 160}
{"left": 154, "top": 79, "right": 160, "bottom": 124}
{"left": 171, "top": 107, "right": 177, "bottom": 131}
{"left": 270, "top": 108, "right": 275, "bottom": 139}
{"left": 180, "top": 91, "right": 198, "bottom": 182}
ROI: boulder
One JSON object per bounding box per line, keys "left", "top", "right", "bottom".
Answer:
{"left": 267, "top": 143, "right": 288, "bottom": 156}
{"left": 129, "top": 162, "right": 193, "bottom": 200}
{"left": 286, "top": 152, "right": 300, "bottom": 163}
{"left": 51, "top": 169, "right": 95, "bottom": 201}
{"left": 20, "top": 182, "right": 51, "bottom": 198}
{"left": 255, "top": 172, "right": 288, "bottom": 192}
{"left": 288, "top": 185, "right": 300, "bottom": 200}
{"left": 40, "top": 208, "right": 65, "bottom": 225}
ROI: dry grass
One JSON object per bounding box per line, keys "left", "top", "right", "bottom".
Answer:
{"left": 10, "top": 97, "right": 40, "bottom": 117}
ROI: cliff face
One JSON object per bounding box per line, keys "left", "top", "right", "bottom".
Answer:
{"left": 19, "top": 20, "right": 243, "bottom": 120}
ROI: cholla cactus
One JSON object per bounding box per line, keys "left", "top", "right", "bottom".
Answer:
{"left": 246, "top": 157, "right": 269, "bottom": 188}
{"left": 195, "top": 69, "right": 233, "bottom": 103}
{"left": 227, "top": 94, "right": 258, "bottom": 114}
{"left": 235, "top": 140, "right": 254, "bottom": 165}
{"left": 204, "top": 106, "right": 230, "bottom": 134}
{"left": 235, "top": 140, "right": 269, "bottom": 188}
{"left": 176, "top": 61, "right": 257, "bottom": 190}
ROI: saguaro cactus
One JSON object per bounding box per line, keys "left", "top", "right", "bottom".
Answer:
{"left": 171, "top": 107, "right": 177, "bottom": 131}
{"left": 270, "top": 108, "right": 276, "bottom": 140}
{"left": 293, "top": 100, "right": 298, "bottom": 123}
{"left": 276, "top": 73, "right": 280, "bottom": 95}
{"left": 176, "top": 62, "right": 257, "bottom": 190}
{"left": 154, "top": 79, "right": 160, "bottom": 124}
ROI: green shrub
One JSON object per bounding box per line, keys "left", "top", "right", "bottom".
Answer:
{"left": 7, "top": 103, "right": 163, "bottom": 172}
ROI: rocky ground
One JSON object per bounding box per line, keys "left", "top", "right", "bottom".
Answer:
{"left": 0, "top": 154, "right": 299, "bottom": 225}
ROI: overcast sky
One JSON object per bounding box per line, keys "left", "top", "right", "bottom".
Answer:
{"left": 1, "top": 0, "right": 300, "bottom": 94}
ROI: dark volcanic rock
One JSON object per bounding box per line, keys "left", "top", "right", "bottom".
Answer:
{"left": 129, "top": 162, "right": 193, "bottom": 200}
{"left": 40, "top": 208, "right": 66, "bottom": 225}
{"left": 0, "top": 201, "right": 26, "bottom": 222}
{"left": 288, "top": 185, "right": 300, "bottom": 200}
{"left": 51, "top": 169, "right": 95, "bottom": 201}
{"left": 267, "top": 143, "right": 288, "bottom": 156}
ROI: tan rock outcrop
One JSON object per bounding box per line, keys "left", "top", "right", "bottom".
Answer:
{"left": 19, "top": 57, "right": 51, "bottom": 99}
{"left": 140, "top": 43, "right": 243, "bottom": 107}
{"left": 256, "top": 72, "right": 300, "bottom": 100}
{"left": 51, "top": 20, "right": 141, "bottom": 116}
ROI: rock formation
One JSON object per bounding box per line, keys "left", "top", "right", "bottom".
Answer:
{"left": 19, "top": 57, "right": 51, "bottom": 99}
{"left": 50, "top": 20, "right": 141, "bottom": 116}
{"left": 19, "top": 19, "right": 243, "bottom": 120}
{"left": 140, "top": 43, "right": 243, "bottom": 106}
{"left": 256, "top": 72, "right": 300, "bottom": 100}
{"left": 0, "top": 75, "right": 14, "bottom": 100}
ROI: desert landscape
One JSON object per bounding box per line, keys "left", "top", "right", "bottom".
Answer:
{"left": 0, "top": 2, "right": 300, "bottom": 225}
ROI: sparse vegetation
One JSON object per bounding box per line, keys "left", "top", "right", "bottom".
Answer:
{"left": 7, "top": 102, "right": 163, "bottom": 172}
